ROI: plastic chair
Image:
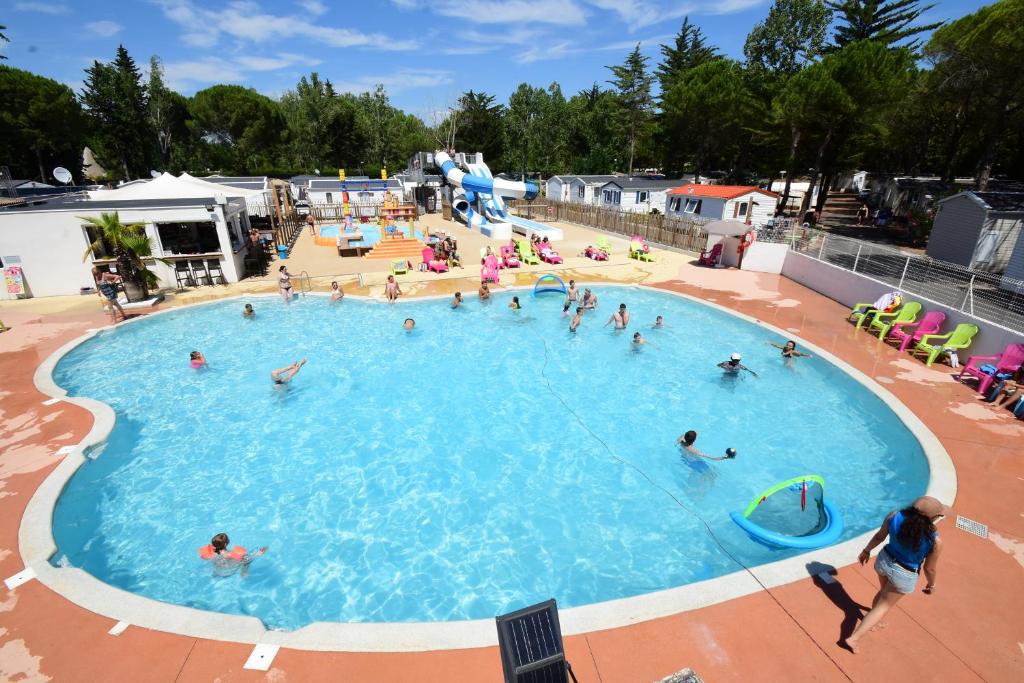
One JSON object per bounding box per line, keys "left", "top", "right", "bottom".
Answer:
{"left": 515, "top": 239, "right": 540, "bottom": 265}
{"left": 481, "top": 255, "right": 500, "bottom": 283}
{"left": 421, "top": 247, "right": 448, "bottom": 274}
{"left": 956, "top": 343, "right": 1024, "bottom": 394}
{"left": 630, "top": 240, "right": 655, "bottom": 262}
{"left": 390, "top": 259, "right": 408, "bottom": 276}
{"left": 500, "top": 245, "right": 521, "bottom": 268}
{"left": 595, "top": 235, "right": 613, "bottom": 254}
{"left": 698, "top": 243, "right": 722, "bottom": 266}
{"left": 911, "top": 323, "right": 980, "bottom": 367}
{"left": 868, "top": 301, "right": 922, "bottom": 339}
{"left": 886, "top": 311, "right": 946, "bottom": 352}
{"left": 190, "top": 259, "right": 211, "bottom": 286}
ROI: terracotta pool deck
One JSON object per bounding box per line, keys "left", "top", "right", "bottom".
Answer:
{"left": 1, "top": 225, "right": 1023, "bottom": 682}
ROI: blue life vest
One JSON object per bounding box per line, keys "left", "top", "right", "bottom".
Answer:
{"left": 885, "top": 510, "right": 935, "bottom": 571}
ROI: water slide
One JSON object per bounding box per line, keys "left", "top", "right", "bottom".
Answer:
{"left": 435, "top": 151, "right": 563, "bottom": 241}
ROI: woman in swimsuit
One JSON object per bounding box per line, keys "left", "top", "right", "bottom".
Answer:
{"left": 92, "top": 267, "right": 126, "bottom": 322}
{"left": 509, "top": 296, "right": 521, "bottom": 310}
{"left": 330, "top": 281, "right": 344, "bottom": 302}
{"left": 278, "top": 266, "right": 293, "bottom": 303}
{"left": 385, "top": 275, "right": 402, "bottom": 303}
{"left": 767, "top": 340, "right": 812, "bottom": 359}
{"left": 189, "top": 351, "right": 207, "bottom": 369}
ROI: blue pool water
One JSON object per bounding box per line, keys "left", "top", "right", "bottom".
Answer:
{"left": 319, "top": 223, "right": 422, "bottom": 248}
{"left": 51, "top": 287, "right": 929, "bottom": 628}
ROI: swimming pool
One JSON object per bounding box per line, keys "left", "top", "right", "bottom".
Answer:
{"left": 319, "top": 223, "right": 423, "bottom": 248}
{"left": 50, "top": 287, "right": 930, "bottom": 630}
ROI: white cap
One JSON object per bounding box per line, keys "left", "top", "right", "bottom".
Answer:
{"left": 730, "top": 353, "right": 742, "bottom": 361}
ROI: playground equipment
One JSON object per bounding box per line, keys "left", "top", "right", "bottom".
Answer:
{"left": 378, "top": 193, "right": 417, "bottom": 234}
{"left": 434, "top": 151, "right": 563, "bottom": 241}
{"left": 730, "top": 475, "right": 843, "bottom": 549}
{"left": 533, "top": 274, "right": 567, "bottom": 297}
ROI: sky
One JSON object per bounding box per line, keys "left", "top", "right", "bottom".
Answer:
{"left": 2, "top": 0, "right": 992, "bottom": 118}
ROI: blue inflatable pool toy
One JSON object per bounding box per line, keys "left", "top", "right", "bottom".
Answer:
{"left": 533, "top": 274, "right": 567, "bottom": 297}
{"left": 730, "top": 475, "right": 844, "bottom": 550}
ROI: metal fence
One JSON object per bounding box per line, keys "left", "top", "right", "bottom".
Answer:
{"left": 757, "top": 223, "right": 1024, "bottom": 334}
{"left": 508, "top": 198, "right": 710, "bottom": 253}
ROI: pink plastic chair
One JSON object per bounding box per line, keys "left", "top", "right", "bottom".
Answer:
{"left": 698, "top": 243, "right": 723, "bottom": 266}
{"left": 957, "top": 343, "right": 1024, "bottom": 394}
{"left": 481, "top": 255, "right": 500, "bottom": 283}
{"left": 500, "top": 245, "right": 520, "bottom": 268}
{"left": 421, "top": 247, "right": 448, "bottom": 273}
{"left": 539, "top": 246, "right": 563, "bottom": 264}
{"left": 886, "top": 311, "right": 946, "bottom": 352}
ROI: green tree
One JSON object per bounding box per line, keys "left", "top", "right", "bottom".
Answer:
{"left": 80, "top": 212, "right": 168, "bottom": 301}
{"left": 924, "top": 0, "right": 1024, "bottom": 189}
{"left": 454, "top": 90, "right": 504, "bottom": 165}
{"left": 566, "top": 84, "right": 623, "bottom": 173}
{"left": 504, "top": 83, "right": 543, "bottom": 176}
{"left": 0, "top": 65, "right": 87, "bottom": 181}
{"left": 607, "top": 45, "right": 654, "bottom": 174}
{"left": 828, "top": 0, "right": 942, "bottom": 51}
{"left": 745, "top": 0, "right": 831, "bottom": 75}
{"left": 147, "top": 56, "right": 189, "bottom": 169}
{"left": 1, "top": 24, "right": 9, "bottom": 59}
{"left": 189, "top": 84, "right": 285, "bottom": 173}
{"left": 280, "top": 73, "right": 365, "bottom": 171}
{"left": 656, "top": 17, "right": 717, "bottom": 96}
{"left": 80, "top": 46, "right": 155, "bottom": 179}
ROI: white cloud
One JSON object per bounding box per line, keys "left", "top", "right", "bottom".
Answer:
{"left": 14, "top": 1, "right": 69, "bottom": 14}
{"left": 162, "top": 52, "right": 321, "bottom": 91}
{"left": 430, "top": 0, "right": 587, "bottom": 26}
{"left": 84, "top": 21, "right": 124, "bottom": 38}
{"left": 597, "top": 33, "right": 674, "bottom": 51}
{"left": 463, "top": 27, "right": 542, "bottom": 46}
{"left": 234, "top": 52, "right": 321, "bottom": 71}
{"left": 704, "top": 0, "right": 764, "bottom": 15}
{"left": 515, "top": 41, "right": 578, "bottom": 64}
{"left": 586, "top": 1, "right": 695, "bottom": 32}
{"left": 153, "top": 0, "right": 418, "bottom": 51}
{"left": 441, "top": 45, "right": 499, "bottom": 55}
{"left": 297, "top": 0, "right": 327, "bottom": 16}
{"left": 331, "top": 68, "right": 454, "bottom": 96}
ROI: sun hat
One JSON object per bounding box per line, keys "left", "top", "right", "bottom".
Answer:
{"left": 730, "top": 353, "right": 741, "bottom": 361}
{"left": 912, "top": 496, "right": 951, "bottom": 518}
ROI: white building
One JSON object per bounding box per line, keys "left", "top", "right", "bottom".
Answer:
{"left": 598, "top": 178, "right": 688, "bottom": 214}
{"left": 567, "top": 175, "right": 620, "bottom": 205}
{"left": 0, "top": 173, "right": 263, "bottom": 298}
{"left": 545, "top": 176, "right": 576, "bottom": 201}
{"left": 665, "top": 184, "right": 778, "bottom": 227}
{"left": 927, "top": 191, "right": 1024, "bottom": 275}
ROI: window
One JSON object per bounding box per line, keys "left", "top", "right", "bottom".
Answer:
{"left": 683, "top": 198, "right": 702, "bottom": 214}
{"left": 326, "top": 192, "right": 333, "bottom": 204}
{"left": 636, "top": 191, "right": 649, "bottom": 204}
{"left": 733, "top": 200, "right": 749, "bottom": 218}
{"left": 604, "top": 189, "right": 621, "bottom": 204}
{"left": 82, "top": 224, "right": 113, "bottom": 259}
{"left": 669, "top": 197, "right": 681, "bottom": 212}
{"left": 577, "top": 184, "right": 584, "bottom": 198}
{"left": 156, "top": 222, "right": 220, "bottom": 255}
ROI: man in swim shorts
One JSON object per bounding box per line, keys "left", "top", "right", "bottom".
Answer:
{"left": 271, "top": 359, "right": 306, "bottom": 384}
{"left": 677, "top": 430, "right": 734, "bottom": 464}
{"left": 605, "top": 303, "right": 629, "bottom": 329}
{"left": 718, "top": 353, "right": 758, "bottom": 377}
{"left": 582, "top": 288, "right": 597, "bottom": 309}
{"left": 570, "top": 307, "right": 583, "bottom": 333}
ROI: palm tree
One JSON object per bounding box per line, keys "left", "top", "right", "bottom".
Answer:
{"left": 81, "top": 212, "right": 167, "bottom": 302}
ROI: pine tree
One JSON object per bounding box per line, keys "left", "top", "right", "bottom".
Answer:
{"left": 745, "top": 0, "right": 832, "bottom": 75}
{"left": 0, "top": 24, "right": 9, "bottom": 60}
{"left": 828, "top": 0, "right": 942, "bottom": 51}
{"left": 607, "top": 45, "right": 654, "bottom": 175}
{"left": 656, "top": 17, "right": 717, "bottom": 96}
{"left": 148, "top": 56, "right": 188, "bottom": 168}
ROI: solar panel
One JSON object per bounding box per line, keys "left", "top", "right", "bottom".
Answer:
{"left": 496, "top": 599, "right": 577, "bottom": 683}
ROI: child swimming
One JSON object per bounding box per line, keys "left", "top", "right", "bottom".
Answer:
{"left": 199, "top": 533, "right": 267, "bottom": 577}
{"left": 509, "top": 296, "right": 521, "bottom": 310}
{"left": 452, "top": 292, "right": 462, "bottom": 309}
{"left": 243, "top": 304, "right": 255, "bottom": 318}
{"left": 189, "top": 351, "right": 207, "bottom": 369}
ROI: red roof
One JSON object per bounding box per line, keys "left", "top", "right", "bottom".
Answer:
{"left": 667, "top": 184, "right": 779, "bottom": 200}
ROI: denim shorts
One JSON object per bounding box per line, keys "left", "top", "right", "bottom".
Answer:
{"left": 875, "top": 548, "right": 919, "bottom": 594}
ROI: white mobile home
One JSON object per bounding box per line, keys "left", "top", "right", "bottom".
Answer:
{"left": 568, "top": 175, "right": 620, "bottom": 205}
{"left": 598, "top": 178, "right": 688, "bottom": 214}
{"left": 665, "top": 184, "right": 778, "bottom": 227}
{"left": 545, "top": 176, "right": 576, "bottom": 202}
{"left": 927, "top": 192, "right": 1024, "bottom": 275}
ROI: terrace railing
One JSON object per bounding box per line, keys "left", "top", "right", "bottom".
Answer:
{"left": 509, "top": 198, "right": 710, "bottom": 253}
{"left": 757, "top": 222, "right": 1024, "bottom": 334}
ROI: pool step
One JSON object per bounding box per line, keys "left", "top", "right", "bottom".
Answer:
{"left": 363, "top": 236, "right": 427, "bottom": 260}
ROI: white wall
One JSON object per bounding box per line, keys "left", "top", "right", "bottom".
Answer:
{"left": 781, "top": 250, "right": 1024, "bottom": 357}
{"left": 740, "top": 242, "right": 788, "bottom": 273}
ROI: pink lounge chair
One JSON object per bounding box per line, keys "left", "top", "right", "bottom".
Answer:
{"left": 481, "top": 254, "right": 500, "bottom": 283}
{"left": 539, "top": 247, "right": 563, "bottom": 264}
{"left": 956, "top": 343, "right": 1024, "bottom": 394}
{"left": 698, "top": 243, "right": 723, "bottom": 266}
{"left": 886, "top": 311, "right": 946, "bottom": 352}
{"left": 500, "top": 245, "right": 521, "bottom": 268}
{"left": 421, "top": 247, "right": 448, "bottom": 273}
{"left": 585, "top": 246, "right": 609, "bottom": 261}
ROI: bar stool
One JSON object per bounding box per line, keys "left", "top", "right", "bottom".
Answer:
{"left": 174, "top": 260, "right": 195, "bottom": 289}
{"left": 190, "top": 259, "right": 211, "bottom": 286}
{"left": 206, "top": 258, "right": 225, "bottom": 285}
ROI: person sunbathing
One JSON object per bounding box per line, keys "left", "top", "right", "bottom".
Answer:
{"left": 991, "top": 366, "right": 1024, "bottom": 408}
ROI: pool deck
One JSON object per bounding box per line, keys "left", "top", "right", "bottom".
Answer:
{"left": 1, "top": 219, "right": 1023, "bottom": 682}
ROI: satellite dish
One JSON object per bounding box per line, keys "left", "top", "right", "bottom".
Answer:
{"left": 314, "top": 169, "right": 320, "bottom": 175}
{"left": 53, "top": 167, "right": 73, "bottom": 184}
{"left": 150, "top": 170, "right": 161, "bottom": 178}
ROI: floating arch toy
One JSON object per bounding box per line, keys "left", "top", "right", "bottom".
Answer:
{"left": 730, "top": 475, "right": 843, "bottom": 550}
{"left": 533, "top": 274, "right": 567, "bottom": 297}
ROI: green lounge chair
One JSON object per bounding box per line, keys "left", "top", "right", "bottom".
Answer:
{"left": 596, "top": 235, "right": 613, "bottom": 254}
{"left": 869, "top": 301, "right": 922, "bottom": 339}
{"left": 911, "top": 323, "right": 979, "bottom": 367}
{"left": 515, "top": 239, "right": 540, "bottom": 265}
{"left": 629, "top": 240, "right": 655, "bottom": 262}
{"left": 390, "top": 259, "right": 408, "bottom": 276}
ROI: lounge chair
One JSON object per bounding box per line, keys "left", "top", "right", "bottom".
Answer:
{"left": 886, "top": 311, "right": 946, "bottom": 352}
{"left": 868, "top": 301, "right": 922, "bottom": 339}
{"left": 421, "top": 247, "right": 448, "bottom": 274}
{"left": 500, "top": 245, "right": 521, "bottom": 268}
{"left": 390, "top": 259, "right": 408, "bottom": 276}
{"left": 956, "top": 343, "right": 1024, "bottom": 394}
{"left": 698, "top": 243, "right": 723, "bottom": 266}
{"left": 515, "top": 239, "right": 540, "bottom": 265}
{"left": 539, "top": 245, "right": 563, "bottom": 264}
{"left": 911, "top": 323, "right": 980, "bottom": 367}
{"left": 481, "top": 254, "right": 500, "bottom": 283}
{"left": 629, "top": 240, "right": 655, "bottom": 262}
{"left": 596, "top": 235, "right": 613, "bottom": 255}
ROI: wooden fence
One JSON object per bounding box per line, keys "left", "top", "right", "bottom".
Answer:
{"left": 508, "top": 198, "right": 709, "bottom": 252}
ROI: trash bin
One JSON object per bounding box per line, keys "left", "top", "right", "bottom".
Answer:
{"left": 277, "top": 244, "right": 288, "bottom": 260}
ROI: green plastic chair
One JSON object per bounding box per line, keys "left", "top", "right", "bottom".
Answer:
{"left": 596, "top": 235, "right": 613, "bottom": 254}
{"left": 629, "top": 240, "right": 655, "bottom": 262}
{"left": 869, "top": 301, "right": 922, "bottom": 339}
{"left": 390, "top": 259, "right": 408, "bottom": 276}
{"left": 912, "top": 323, "right": 980, "bottom": 366}
{"left": 515, "top": 239, "right": 540, "bottom": 265}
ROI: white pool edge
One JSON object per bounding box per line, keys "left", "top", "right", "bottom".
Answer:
{"left": 20, "top": 283, "right": 956, "bottom": 652}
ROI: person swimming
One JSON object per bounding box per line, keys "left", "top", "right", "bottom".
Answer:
{"left": 271, "top": 359, "right": 306, "bottom": 384}
{"left": 200, "top": 533, "right": 267, "bottom": 578}
{"left": 677, "top": 430, "right": 735, "bottom": 462}
{"left": 509, "top": 296, "right": 521, "bottom": 310}
{"left": 189, "top": 351, "right": 207, "bottom": 369}
{"left": 243, "top": 303, "right": 255, "bottom": 318}
{"left": 330, "top": 281, "right": 344, "bottom": 302}
{"left": 718, "top": 353, "right": 758, "bottom": 377}
{"left": 632, "top": 331, "right": 647, "bottom": 347}
{"left": 451, "top": 292, "right": 462, "bottom": 309}
{"left": 570, "top": 306, "right": 583, "bottom": 333}
{"left": 562, "top": 301, "right": 571, "bottom": 317}
{"left": 605, "top": 303, "right": 630, "bottom": 329}
{"left": 478, "top": 283, "right": 490, "bottom": 300}
{"left": 581, "top": 288, "right": 597, "bottom": 309}
{"left": 653, "top": 315, "right": 664, "bottom": 328}
{"left": 403, "top": 318, "right": 415, "bottom": 331}
{"left": 767, "top": 340, "right": 812, "bottom": 359}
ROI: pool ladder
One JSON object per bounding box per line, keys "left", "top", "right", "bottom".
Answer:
{"left": 299, "top": 271, "right": 312, "bottom": 297}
